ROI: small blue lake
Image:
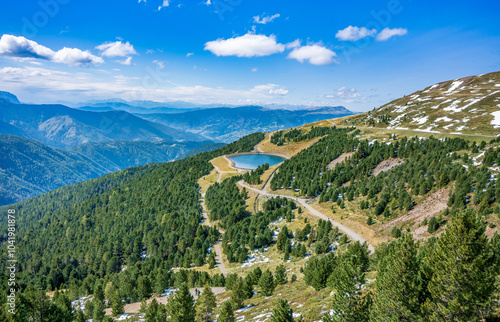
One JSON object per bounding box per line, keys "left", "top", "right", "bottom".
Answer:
{"left": 229, "top": 154, "right": 286, "bottom": 170}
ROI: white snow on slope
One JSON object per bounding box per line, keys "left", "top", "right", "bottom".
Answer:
{"left": 444, "top": 81, "right": 463, "bottom": 94}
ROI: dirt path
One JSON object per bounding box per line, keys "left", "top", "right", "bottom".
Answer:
{"left": 200, "top": 193, "right": 227, "bottom": 276}
{"left": 238, "top": 181, "right": 375, "bottom": 253}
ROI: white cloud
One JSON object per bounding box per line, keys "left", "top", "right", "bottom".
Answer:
{"left": 205, "top": 0, "right": 211, "bottom": 5}
{"left": 335, "top": 26, "right": 377, "bottom": 41}
{"left": 53, "top": 47, "right": 104, "bottom": 66}
{"left": 285, "top": 39, "right": 301, "bottom": 49}
{"left": 204, "top": 33, "right": 285, "bottom": 58}
{"left": 287, "top": 45, "right": 337, "bottom": 65}
{"left": 153, "top": 60, "right": 165, "bottom": 69}
{"left": 96, "top": 41, "right": 137, "bottom": 57}
{"left": 253, "top": 13, "right": 280, "bottom": 25}
{"left": 116, "top": 57, "right": 133, "bottom": 65}
{"left": 251, "top": 67, "right": 258, "bottom": 72}
{"left": 376, "top": 27, "right": 408, "bottom": 41}
{"left": 186, "top": 52, "right": 194, "bottom": 57}
{"left": 252, "top": 84, "right": 288, "bottom": 95}
{"left": 0, "top": 34, "right": 103, "bottom": 66}
{"left": 324, "top": 87, "right": 366, "bottom": 103}
{"left": 158, "top": 0, "right": 169, "bottom": 10}
{"left": 0, "top": 66, "right": 292, "bottom": 104}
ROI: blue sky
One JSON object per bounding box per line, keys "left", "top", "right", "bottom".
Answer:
{"left": 0, "top": 0, "right": 499, "bottom": 111}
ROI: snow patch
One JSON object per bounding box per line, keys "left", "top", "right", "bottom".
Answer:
{"left": 444, "top": 80, "right": 463, "bottom": 94}
{"left": 491, "top": 110, "right": 500, "bottom": 128}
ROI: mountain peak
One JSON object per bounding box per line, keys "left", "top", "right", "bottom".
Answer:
{"left": 343, "top": 70, "right": 500, "bottom": 136}
{"left": 0, "top": 91, "right": 20, "bottom": 104}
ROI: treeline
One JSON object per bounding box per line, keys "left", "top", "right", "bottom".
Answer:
{"left": 270, "top": 126, "right": 354, "bottom": 146}
{"left": 0, "top": 133, "right": 265, "bottom": 309}
{"left": 242, "top": 163, "right": 269, "bottom": 185}
{"left": 272, "top": 130, "right": 500, "bottom": 220}
{"left": 308, "top": 210, "right": 500, "bottom": 321}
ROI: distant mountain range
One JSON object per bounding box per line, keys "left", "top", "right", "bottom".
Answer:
{"left": 344, "top": 70, "right": 500, "bottom": 136}
{"left": 0, "top": 91, "right": 354, "bottom": 205}
{"left": 139, "top": 105, "right": 355, "bottom": 142}
{"left": 0, "top": 134, "right": 221, "bottom": 205}
{"left": 0, "top": 97, "right": 205, "bottom": 149}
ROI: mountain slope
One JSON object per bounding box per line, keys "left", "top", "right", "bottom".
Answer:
{"left": 0, "top": 134, "right": 111, "bottom": 205}
{"left": 0, "top": 98, "right": 206, "bottom": 149}
{"left": 68, "top": 139, "right": 220, "bottom": 171}
{"left": 0, "top": 135, "right": 222, "bottom": 205}
{"left": 140, "top": 105, "right": 355, "bottom": 142}
{"left": 344, "top": 70, "right": 500, "bottom": 136}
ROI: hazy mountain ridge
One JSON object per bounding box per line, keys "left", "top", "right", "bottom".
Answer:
{"left": 344, "top": 70, "right": 500, "bottom": 136}
{"left": 140, "top": 105, "right": 355, "bottom": 142}
{"left": 0, "top": 99, "right": 206, "bottom": 148}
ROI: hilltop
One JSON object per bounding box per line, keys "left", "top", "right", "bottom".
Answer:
{"left": 341, "top": 70, "right": 500, "bottom": 136}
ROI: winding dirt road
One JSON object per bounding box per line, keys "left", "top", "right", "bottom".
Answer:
{"left": 238, "top": 181, "right": 375, "bottom": 253}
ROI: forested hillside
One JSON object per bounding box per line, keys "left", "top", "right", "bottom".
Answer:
{"left": 0, "top": 133, "right": 264, "bottom": 320}
{"left": 0, "top": 135, "right": 110, "bottom": 205}
{"left": 0, "top": 135, "right": 221, "bottom": 205}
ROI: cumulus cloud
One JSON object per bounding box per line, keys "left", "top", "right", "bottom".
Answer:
{"left": 205, "top": 0, "right": 211, "bottom": 5}
{"left": 253, "top": 13, "right": 280, "bottom": 25}
{"left": 287, "top": 45, "right": 337, "bottom": 65}
{"left": 252, "top": 84, "right": 288, "bottom": 95}
{"left": 53, "top": 47, "right": 104, "bottom": 66}
{"left": 0, "top": 34, "right": 103, "bottom": 66}
{"left": 324, "top": 87, "right": 366, "bottom": 103}
{"left": 204, "top": 33, "right": 285, "bottom": 58}
{"left": 186, "top": 52, "right": 194, "bottom": 57}
{"left": 335, "top": 26, "right": 377, "bottom": 41}
{"left": 96, "top": 41, "right": 137, "bottom": 57}
{"left": 115, "top": 57, "right": 133, "bottom": 65}
{"left": 285, "top": 39, "right": 301, "bottom": 49}
{"left": 376, "top": 27, "right": 408, "bottom": 41}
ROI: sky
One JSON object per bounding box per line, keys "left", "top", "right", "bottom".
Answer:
{"left": 0, "top": 0, "right": 499, "bottom": 112}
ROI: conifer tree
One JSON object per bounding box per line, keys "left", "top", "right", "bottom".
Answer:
{"left": 369, "top": 233, "right": 421, "bottom": 321}
{"left": 231, "top": 279, "right": 245, "bottom": 309}
{"left": 259, "top": 269, "right": 276, "bottom": 296}
{"left": 145, "top": 298, "right": 160, "bottom": 322}
{"left": 92, "top": 300, "right": 106, "bottom": 322}
{"left": 167, "top": 283, "right": 195, "bottom": 322}
{"left": 275, "top": 264, "right": 288, "bottom": 285}
{"left": 196, "top": 284, "right": 217, "bottom": 322}
{"left": 324, "top": 255, "right": 366, "bottom": 321}
{"left": 110, "top": 288, "right": 124, "bottom": 317}
{"left": 423, "top": 210, "right": 498, "bottom": 320}
{"left": 270, "top": 299, "right": 294, "bottom": 322}
{"left": 217, "top": 300, "right": 235, "bottom": 322}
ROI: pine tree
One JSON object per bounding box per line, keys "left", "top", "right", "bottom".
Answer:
{"left": 75, "top": 310, "right": 86, "bottom": 322}
{"left": 259, "top": 269, "right": 276, "bottom": 296}
{"left": 93, "top": 283, "right": 105, "bottom": 306}
{"left": 270, "top": 299, "right": 294, "bottom": 322}
{"left": 422, "top": 210, "right": 498, "bottom": 320}
{"left": 231, "top": 279, "right": 245, "bottom": 309}
{"left": 110, "top": 288, "right": 124, "bottom": 317}
{"left": 92, "top": 300, "right": 106, "bottom": 322}
{"left": 324, "top": 255, "right": 366, "bottom": 321}
{"left": 196, "top": 284, "right": 216, "bottom": 322}
{"left": 369, "top": 233, "right": 421, "bottom": 321}
{"left": 167, "top": 283, "right": 195, "bottom": 322}
{"left": 217, "top": 300, "right": 235, "bottom": 322}
{"left": 146, "top": 298, "right": 160, "bottom": 322}
{"left": 275, "top": 264, "right": 288, "bottom": 285}
{"left": 276, "top": 227, "right": 289, "bottom": 252}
